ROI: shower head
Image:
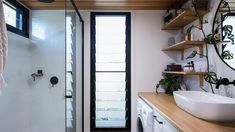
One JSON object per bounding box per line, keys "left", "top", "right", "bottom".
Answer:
{"left": 38, "top": 0, "right": 55, "bottom": 3}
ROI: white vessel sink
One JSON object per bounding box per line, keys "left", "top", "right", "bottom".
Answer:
{"left": 173, "top": 91, "right": 235, "bottom": 122}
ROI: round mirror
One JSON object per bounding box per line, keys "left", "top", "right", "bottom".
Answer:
{"left": 213, "top": 0, "right": 235, "bottom": 70}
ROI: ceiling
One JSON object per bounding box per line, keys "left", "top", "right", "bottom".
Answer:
{"left": 19, "top": 0, "right": 187, "bottom": 10}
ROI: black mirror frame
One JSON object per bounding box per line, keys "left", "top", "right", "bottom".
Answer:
{"left": 212, "top": 0, "right": 235, "bottom": 71}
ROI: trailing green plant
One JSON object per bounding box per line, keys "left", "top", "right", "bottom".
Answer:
{"left": 185, "top": 0, "right": 218, "bottom": 93}
{"left": 204, "top": 72, "right": 218, "bottom": 84}
{"left": 213, "top": 3, "right": 234, "bottom": 60}
{"left": 221, "top": 50, "right": 233, "bottom": 59}
{"left": 156, "top": 74, "right": 181, "bottom": 95}
{"left": 220, "top": 24, "right": 234, "bottom": 60}
{"left": 223, "top": 25, "right": 234, "bottom": 44}
{"left": 187, "top": 0, "right": 235, "bottom": 93}
{"left": 157, "top": 0, "right": 234, "bottom": 94}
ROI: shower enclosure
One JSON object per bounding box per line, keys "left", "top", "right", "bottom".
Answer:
{"left": 0, "top": 0, "right": 84, "bottom": 132}
{"left": 65, "top": 0, "right": 84, "bottom": 132}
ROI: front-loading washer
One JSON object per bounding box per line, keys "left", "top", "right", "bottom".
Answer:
{"left": 137, "top": 98, "right": 153, "bottom": 132}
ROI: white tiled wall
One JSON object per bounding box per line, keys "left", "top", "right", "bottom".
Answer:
{"left": 0, "top": 10, "right": 65, "bottom": 132}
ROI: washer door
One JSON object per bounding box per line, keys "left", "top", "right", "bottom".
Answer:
{"left": 137, "top": 116, "right": 144, "bottom": 132}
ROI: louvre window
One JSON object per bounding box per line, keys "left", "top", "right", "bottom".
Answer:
{"left": 66, "top": 14, "right": 76, "bottom": 131}
{"left": 90, "top": 12, "right": 131, "bottom": 131}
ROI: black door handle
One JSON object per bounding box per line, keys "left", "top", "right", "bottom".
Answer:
{"left": 153, "top": 115, "right": 163, "bottom": 124}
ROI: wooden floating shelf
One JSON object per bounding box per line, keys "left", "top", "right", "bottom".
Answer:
{"left": 162, "top": 40, "right": 204, "bottom": 51}
{"left": 162, "top": 40, "right": 204, "bottom": 60}
{"left": 162, "top": 71, "right": 206, "bottom": 86}
{"left": 216, "top": 41, "right": 231, "bottom": 44}
{"left": 162, "top": 10, "right": 209, "bottom": 30}
{"left": 162, "top": 71, "right": 205, "bottom": 75}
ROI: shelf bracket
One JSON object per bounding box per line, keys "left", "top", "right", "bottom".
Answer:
{"left": 199, "top": 74, "right": 204, "bottom": 86}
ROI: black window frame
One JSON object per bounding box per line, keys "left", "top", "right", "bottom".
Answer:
{"left": 3, "top": 0, "right": 29, "bottom": 38}
{"left": 90, "top": 12, "right": 131, "bottom": 131}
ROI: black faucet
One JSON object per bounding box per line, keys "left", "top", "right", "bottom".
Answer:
{"left": 215, "top": 77, "right": 235, "bottom": 89}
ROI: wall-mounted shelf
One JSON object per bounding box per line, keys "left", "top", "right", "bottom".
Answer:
{"left": 162, "top": 10, "right": 208, "bottom": 30}
{"left": 162, "top": 40, "right": 204, "bottom": 60}
{"left": 162, "top": 71, "right": 206, "bottom": 86}
{"left": 216, "top": 41, "right": 231, "bottom": 44}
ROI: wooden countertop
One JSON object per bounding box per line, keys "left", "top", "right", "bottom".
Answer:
{"left": 138, "top": 92, "right": 235, "bottom": 132}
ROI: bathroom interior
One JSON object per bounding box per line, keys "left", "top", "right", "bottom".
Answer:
{"left": 0, "top": 0, "right": 235, "bottom": 132}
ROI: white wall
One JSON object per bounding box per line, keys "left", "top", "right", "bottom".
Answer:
{"left": 80, "top": 10, "right": 174, "bottom": 132}
{"left": 30, "top": 10, "right": 65, "bottom": 132}
{"left": 0, "top": 32, "right": 32, "bottom": 132}
{"left": 0, "top": 10, "right": 66, "bottom": 132}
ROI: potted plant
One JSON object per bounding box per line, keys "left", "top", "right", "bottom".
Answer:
{"left": 156, "top": 74, "right": 181, "bottom": 95}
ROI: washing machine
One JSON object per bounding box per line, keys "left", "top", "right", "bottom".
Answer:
{"left": 137, "top": 98, "right": 153, "bottom": 132}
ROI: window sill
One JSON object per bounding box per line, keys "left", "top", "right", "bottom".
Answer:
{"left": 7, "top": 31, "right": 33, "bottom": 45}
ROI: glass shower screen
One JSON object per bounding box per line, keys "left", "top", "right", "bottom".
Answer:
{"left": 65, "top": 1, "right": 84, "bottom": 132}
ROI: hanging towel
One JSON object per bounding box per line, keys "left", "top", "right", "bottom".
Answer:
{"left": 0, "top": 0, "right": 8, "bottom": 94}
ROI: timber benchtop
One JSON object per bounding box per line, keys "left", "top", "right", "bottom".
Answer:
{"left": 138, "top": 92, "right": 235, "bottom": 132}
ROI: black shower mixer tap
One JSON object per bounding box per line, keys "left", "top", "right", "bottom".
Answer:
{"left": 215, "top": 77, "right": 235, "bottom": 89}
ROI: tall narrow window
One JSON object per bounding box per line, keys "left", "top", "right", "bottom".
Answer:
{"left": 90, "top": 12, "right": 131, "bottom": 131}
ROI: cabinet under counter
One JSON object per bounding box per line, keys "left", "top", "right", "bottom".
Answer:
{"left": 138, "top": 92, "right": 235, "bottom": 132}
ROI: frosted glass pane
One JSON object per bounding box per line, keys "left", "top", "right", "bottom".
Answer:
{"left": 67, "top": 60, "right": 73, "bottom": 64}
{"left": 66, "top": 99, "right": 73, "bottom": 111}
{"left": 66, "top": 90, "right": 72, "bottom": 95}
{"left": 96, "top": 82, "right": 126, "bottom": 92}
{"left": 67, "top": 44, "right": 73, "bottom": 54}
{"left": 66, "top": 73, "right": 73, "bottom": 83}
{"left": 96, "top": 72, "right": 126, "bottom": 82}
{"left": 66, "top": 119, "right": 73, "bottom": 127}
{"left": 67, "top": 63, "right": 72, "bottom": 72}
{"left": 96, "top": 101, "right": 126, "bottom": 110}
{"left": 96, "top": 33, "right": 125, "bottom": 45}
{"left": 96, "top": 63, "right": 126, "bottom": 71}
{"left": 96, "top": 110, "right": 126, "bottom": 121}
{"left": 96, "top": 120, "right": 126, "bottom": 128}
{"left": 96, "top": 40, "right": 125, "bottom": 45}
{"left": 67, "top": 82, "right": 73, "bottom": 91}
{"left": 66, "top": 110, "right": 73, "bottom": 119}
{"left": 66, "top": 53, "right": 73, "bottom": 62}
{"left": 66, "top": 36, "right": 72, "bottom": 46}
{"left": 96, "top": 44, "right": 125, "bottom": 54}
{"left": 94, "top": 15, "right": 127, "bottom": 129}
{"left": 96, "top": 54, "right": 125, "bottom": 63}
{"left": 96, "top": 17, "right": 126, "bottom": 44}
{"left": 96, "top": 92, "right": 126, "bottom": 101}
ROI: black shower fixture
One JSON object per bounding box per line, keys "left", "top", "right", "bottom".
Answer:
{"left": 38, "top": 0, "right": 54, "bottom": 3}
{"left": 31, "top": 70, "right": 44, "bottom": 81}
{"left": 50, "top": 76, "right": 59, "bottom": 87}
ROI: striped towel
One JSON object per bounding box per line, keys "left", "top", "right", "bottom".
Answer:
{"left": 0, "top": 0, "right": 8, "bottom": 94}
